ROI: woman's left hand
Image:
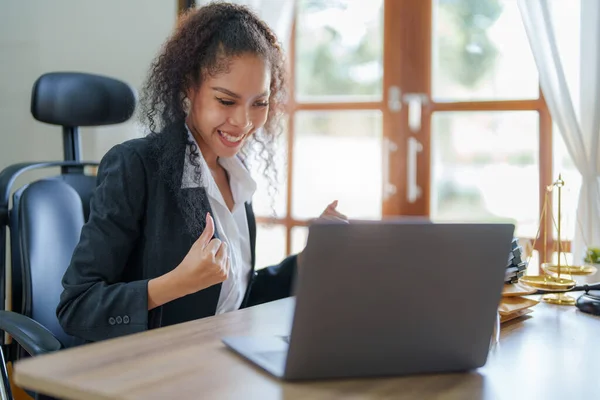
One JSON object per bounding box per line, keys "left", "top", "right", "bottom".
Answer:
{"left": 315, "top": 200, "right": 348, "bottom": 224}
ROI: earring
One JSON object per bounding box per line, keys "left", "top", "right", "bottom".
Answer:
{"left": 183, "top": 97, "right": 191, "bottom": 115}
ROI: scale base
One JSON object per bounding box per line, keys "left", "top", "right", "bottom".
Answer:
{"left": 542, "top": 293, "right": 576, "bottom": 306}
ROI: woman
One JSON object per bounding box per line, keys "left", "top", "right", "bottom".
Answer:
{"left": 56, "top": 2, "right": 346, "bottom": 345}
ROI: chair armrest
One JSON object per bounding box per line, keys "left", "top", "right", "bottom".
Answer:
{"left": 0, "top": 311, "right": 62, "bottom": 356}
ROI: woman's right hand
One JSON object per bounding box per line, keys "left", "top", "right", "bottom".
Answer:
{"left": 174, "top": 212, "right": 230, "bottom": 295}
{"left": 148, "top": 213, "right": 229, "bottom": 309}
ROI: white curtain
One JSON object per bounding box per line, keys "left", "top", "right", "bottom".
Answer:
{"left": 518, "top": 0, "right": 600, "bottom": 263}
{"left": 196, "top": 0, "right": 295, "bottom": 52}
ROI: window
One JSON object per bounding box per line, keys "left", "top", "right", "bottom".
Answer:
{"left": 247, "top": 0, "right": 570, "bottom": 270}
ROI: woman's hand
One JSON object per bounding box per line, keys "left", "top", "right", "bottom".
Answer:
{"left": 175, "top": 213, "right": 230, "bottom": 295}
{"left": 297, "top": 201, "right": 348, "bottom": 269}
{"left": 148, "top": 213, "right": 229, "bottom": 309}
{"left": 316, "top": 200, "right": 348, "bottom": 224}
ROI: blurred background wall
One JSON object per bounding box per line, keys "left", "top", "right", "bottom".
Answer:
{"left": 0, "top": 0, "right": 176, "bottom": 171}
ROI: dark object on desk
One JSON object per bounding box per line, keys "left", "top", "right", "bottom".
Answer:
{"left": 505, "top": 239, "right": 528, "bottom": 284}
{"left": 0, "top": 72, "right": 136, "bottom": 400}
{"left": 576, "top": 284, "right": 600, "bottom": 316}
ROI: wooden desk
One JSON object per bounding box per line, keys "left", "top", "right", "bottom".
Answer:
{"left": 13, "top": 297, "right": 600, "bottom": 399}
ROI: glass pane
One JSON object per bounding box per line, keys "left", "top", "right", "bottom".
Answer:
{"left": 553, "top": 126, "right": 581, "bottom": 241}
{"left": 291, "top": 226, "right": 309, "bottom": 255}
{"left": 255, "top": 224, "right": 286, "bottom": 270}
{"left": 430, "top": 111, "right": 539, "bottom": 238}
{"left": 292, "top": 110, "right": 382, "bottom": 220}
{"left": 247, "top": 122, "right": 287, "bottom": 218}
{"left": 295, "top": 0, "right": 384, "bottom": 102}
{"left": 432, "top": 0, "right": 539, "bottom": 101}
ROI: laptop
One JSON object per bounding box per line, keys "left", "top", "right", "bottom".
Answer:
{"left": 223, "top": 221, "right": 514, "bottom": 381}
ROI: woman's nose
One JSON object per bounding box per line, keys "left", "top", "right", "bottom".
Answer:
{"left": 229, "top": 107, "right": 251, "bottom": 129}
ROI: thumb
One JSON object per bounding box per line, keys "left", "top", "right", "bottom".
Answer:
{"left": 197, "top": 212, "right": 215, "bottom": 247}
{"left": 328, "top": 200, "right": 338, "bottom": 209}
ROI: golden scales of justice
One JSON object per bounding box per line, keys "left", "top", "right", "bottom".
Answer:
{"left": 519, "top": 174, "right": 597, "bottom": 306}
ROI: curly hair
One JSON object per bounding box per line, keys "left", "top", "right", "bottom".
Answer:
{"left": 139, "top": 1, "right": 287, "bottom": 202}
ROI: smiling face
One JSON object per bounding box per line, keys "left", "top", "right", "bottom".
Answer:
{"left": 186, "top": 53, "right": 271, "bottom": 165}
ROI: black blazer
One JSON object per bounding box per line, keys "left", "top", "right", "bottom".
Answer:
{"left": 56, "top": 123, "right": 296, "bottom": 345}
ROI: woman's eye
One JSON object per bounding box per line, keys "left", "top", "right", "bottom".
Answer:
{"left": 216, "top": 97, "right": 235, "bottom": 106}
{"left": 254, "top": 101, "right": 269, "bottom": 108}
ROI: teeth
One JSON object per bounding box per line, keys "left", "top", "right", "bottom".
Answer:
{"left": 219, "top": 130, "right": 244, "bottom": 143}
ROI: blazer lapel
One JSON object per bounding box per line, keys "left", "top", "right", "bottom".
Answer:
{"left": 148, "top": 123, "right": 211, "bottom": 239}
{"left": 179, "top": 187, "right": 219, "bottom": 240}
{"left": 240, "top": 201, "right": 257, "bottom": 308}
{"left": 245, "top": 202, "right": 256, "bottom": 268}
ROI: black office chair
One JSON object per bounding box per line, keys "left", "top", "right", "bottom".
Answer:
{"left": 0, "top": 72, "right": 136, "bottom": 400}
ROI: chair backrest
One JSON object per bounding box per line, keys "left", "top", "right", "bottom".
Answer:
{"left": 8, "top": 173, "right": 96, "bottom": 316}
{"left": 0, "top": 71, "right": 136, "bottom": 351}
{"left": 54, "top": 173, "right": 97, "bottom": 220}
{"left": 18, "top": 179, "right": 84, "bottom": 347}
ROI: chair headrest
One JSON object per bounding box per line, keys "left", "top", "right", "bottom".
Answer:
{"left": 31, "top": 72, "right": 137, "bottom": 127}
